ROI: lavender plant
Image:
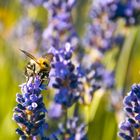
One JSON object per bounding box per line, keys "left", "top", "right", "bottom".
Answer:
{"left": 83, "top": 2, "right": 117, "bottom": 53}
{"left": 118, "top": 84, "right": 140, "bottom": 140}
{"left": 13, "top": 76, "right": 48, "bottom": 139}
{"left": 49, "top": 43, "right": 80, "bottom": 108}
{"left": 94, "top": 0, "right": 140, "bottom": 26}
{"left": 46, "top": 43, "right": 89, "bottom": 139}
{"left": 12, "top": 0, "right": 140, "bottom": 140}
{"left": 108, "top": 0, "right": 140, "bottom": 25}
{"left": 77, "top": 62, "right": 115, "bottom": 105}
{"left": 58, "top": 117, "right": 87, "bottom": 140}
{"left": 42, "top": 0, "right": 78, "bottom": 50}
{"left": 78, "top": 0, "right": 118, "bottom": 105}
{"left": 83, "top": 0, "right": 126, "bottom": 55}
{"left": 17, "top": 0, "right": 78, "bottom": 52}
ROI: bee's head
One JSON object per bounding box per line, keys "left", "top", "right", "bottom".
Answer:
{"left": 38, "top": 58, "right": 50, "bottom": 69}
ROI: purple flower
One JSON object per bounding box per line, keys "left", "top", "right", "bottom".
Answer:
{"left": 13, "top": 76, "right": 48, "bottom": 139}
{"left": 107, "top": 0, "right": 140, "bottom": 25}
{"left": 50, "top": 43, "right": 80, "bottom": 107}
{"left": 42, "top": 0, "right": 78, "bottom": 49}
{"left": 58, "top": 117, "right": 87, "bottom": 140}
{"left": 83, "top": 1, "right": 117, "bottom": 53}
{"left": 18, "top": 0, "right": 78, "bottom": 52}
{"left": 48, "top": 103, "right": 62, "bottom": 119}
{"left": 118, "top": 84, "right": 140, "bottom": 140}
{"left": 77, "top": 62, "right": 114, "bottom": 104}
{"left": 91, "top": 0, "right": 140, "bottom": 26}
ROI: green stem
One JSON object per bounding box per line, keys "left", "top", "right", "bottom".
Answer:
{"left": 115, "top": 27, "right": 138, "bottom": 95}
{"left": 64, "top": 106, "right": 68, "bottom": 130}
{"left": 73, "top": 102, "right": 79, "bottom": 117}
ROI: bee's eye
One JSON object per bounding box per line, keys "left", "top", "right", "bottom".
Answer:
{"left": 43, "top": 62, "right": 49, "bottom": 67}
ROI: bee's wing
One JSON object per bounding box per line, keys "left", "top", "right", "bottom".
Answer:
{"left": 20, "top": 49, "right": 40, "bottom": 65}
{"left": 42, "top": 53, "right": 54, "bottom": 62}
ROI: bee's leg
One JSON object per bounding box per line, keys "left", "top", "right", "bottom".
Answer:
{"left": 25, "top": 63, "right": 36, "bottom": 82}
{"left": 43, "top": 72, "right": 50, "bottom": 84}
{"left": 25, "top": 67, "right": 29, "bottom": 81}
{"left": 39, "top": 72, "right": 50, "bottom": 86}
{"left": 40, "top": 73, "right": 45, "bottom": 85}
{"left": 32, "top": 63, "right": 36, "bottom": 81}
{"left": 32, "top": 63, "right": 35, "bottom": 74}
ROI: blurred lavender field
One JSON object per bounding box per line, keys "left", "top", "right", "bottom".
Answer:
{"left": 1, "top": 0, "right": 140, "bottom": 140}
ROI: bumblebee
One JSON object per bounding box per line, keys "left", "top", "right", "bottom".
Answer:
{"left": 20, "top": 49, "right": 54, "bottom": 83}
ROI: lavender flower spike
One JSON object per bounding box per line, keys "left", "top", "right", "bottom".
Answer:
{"left": 42, "top": 0, "right": 78, "bottom": 49}
{"left": 58, "top": 117, "right": 87, "bottom": 140}
{"left": 51, "top": 43, "right": 80, "bottom": 108}
{"left": 13, "top": 76, "right": 48, "bottom": 140}
{"left": 118, "top": 84, "right": 140, "bottom": 140}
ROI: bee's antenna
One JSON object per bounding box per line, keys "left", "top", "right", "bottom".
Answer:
{"left": 19, "top": 49, "right": 27, "bottom": 53}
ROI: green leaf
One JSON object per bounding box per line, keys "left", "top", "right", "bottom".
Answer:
{"left": 87, "top": 91, "right": 118, "bottom": 140}
{"left": 115, "top": 27, "right": 138, "bottom": 90}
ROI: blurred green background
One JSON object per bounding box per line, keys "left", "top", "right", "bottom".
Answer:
{"left": 1, "top": 0, "right": 140, "bottom": 140}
